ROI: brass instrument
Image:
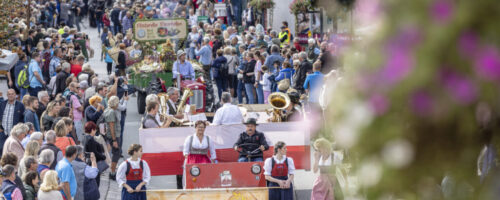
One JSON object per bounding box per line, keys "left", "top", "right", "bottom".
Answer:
{"left": 157, "top": 93, "right": 184, "bottom": 125}
{"left": 267, "top": 92, "right": 291, "bottom": 122}
{"left": 177, "top": 88, "right": 194, "bottom": 116}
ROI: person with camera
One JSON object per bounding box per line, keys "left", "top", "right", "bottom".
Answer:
{"left": 71, "top": 145, "right": 99, "bottom": 200}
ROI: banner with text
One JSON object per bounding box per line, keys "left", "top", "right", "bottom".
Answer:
{"left": 133, "top": 19, "right": 188, "bottom": 42}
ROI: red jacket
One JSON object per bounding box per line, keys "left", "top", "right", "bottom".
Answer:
{"left": 102, "top": 14, "right": 110, "bottom": 27}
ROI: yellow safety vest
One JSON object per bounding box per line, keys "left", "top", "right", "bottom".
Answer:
{"left": 279, "top": 31, "right": 290, "bottom": 47}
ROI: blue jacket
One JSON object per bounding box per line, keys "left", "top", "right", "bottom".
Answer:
{"left": 263, "top": 53, "right": 284, "bottom": 73}
{"left": 24, "top": 109, "right": 40, "bottom": 132}
{"left": 85, "top": 106, "right": 103, "bottom": 124}
{"left": 212, "top": 56, "right": 227, "bottom": 78}
{"left": 0, "top": 98, "right": 25, "bottom": 127}
{"left": 275, "top": 68, "right": 295, "bottom": 82}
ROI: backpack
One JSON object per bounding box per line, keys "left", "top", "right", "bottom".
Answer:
{"left": 218, "top": 61, "right": 228, "bottom": 78}
{"left": 42, "top": 51, "right": 51, "bottom": 82}
{"left": 17, "top": 64, "right": 31, "bottom": 89}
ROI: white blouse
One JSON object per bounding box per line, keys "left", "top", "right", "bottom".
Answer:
{"left": 318, "top": 154, "right": 332, "bottom": 166}
{"left": 263, "top": 156, "right": 296, "bottom": 176}
{"left": 116, "top": 158, "right": 151, "bottom": 189}
{"left": 183, "top": 134, "right": 217, "bottom": 160}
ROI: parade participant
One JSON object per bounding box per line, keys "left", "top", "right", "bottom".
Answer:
{"left": 165, "top": 87, "right": 184, "bottom": 121}
{"left": 234, "top": 118, "right": 269, "bottom": 162}
{"left": 264, "top": 141, "right": 295, "bottom": 200}
{"left": 212, "top": 92, "right": 243, "bottom": 125}
{"left": 172, "top": 50, "right": 196, "bottom": 81}
{"left": 311, "top": 138, "right": 340, "bottom": 200}
{"left": 142, "top": 101, "right": 173, "bottom": 129}
{"left": 183, "top": 120, "right": 216, "bottom": 164}
{"left": 282, "top": 91, "right": 304, "bottom": 122}
{"left": 116, "top": 144, "right": 151, "bottom": 200}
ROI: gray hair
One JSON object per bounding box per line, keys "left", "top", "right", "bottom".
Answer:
{"left": 11, "top": 123, "right": 29, "bottom": 137}
{"left": 270, "top": 30, "right": 278, "bottom": 37}
{"left": 23, "top": 156, "right": 37, "bottom": 170}
{"left": 45, "top": 130, "right": 56, "bottom": 143}
{"left": 39, "top": 149, "right": 54, "bottom": 165}
{"left": 221, "top": 92, "right": 232, "bottom": 103}
{"left": 30, "top": 132, "right": 43, "bottom": 142}
{"left": 108, "top": 96, "right": 120, "bottom": 109}
{"left": 167, "top": 87, "right": 179, "bottom": 96}
{"left": 91, "top": 77, "right": 99, "bottom": 87}
{"left": 146, "top": 94, "right": 159, "bottom": 106}
{"left": 25, "top": 122, "right": 34, "bottom": 131}
{"left": 37, "top": 91, "right": 48, "bottom": 101}
{"left": 75, "top": 145, "right": 84, "bottom": 156}
{"left": 271, "top": 45, "right": 280, "bottom": 53}
{"left": 78, "top": 74, "right": 89, "bottom": 83}
{"left": 299, "top": 52, "right": 308, "bottom": 60}
{"left": 62, "top": 62, "right": 71, "bottom": 71}
{"left": 203, "top": 37, "right": 210, "bottom": 44}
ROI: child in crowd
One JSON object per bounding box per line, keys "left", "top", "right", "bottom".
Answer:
{"left": 260, "top": 65, "right": 272, "bottom": 103}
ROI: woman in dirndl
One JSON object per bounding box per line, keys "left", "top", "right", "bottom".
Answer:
{"left": 182, "top": 120, "right": 217, "bottom": 164}
{"left": 264, "top": 141, "right": 295, "bottom": 200}
{"left": 311, "top": 138, "right": 337, "bottom": 200}
{"left": 116, "top": 144, "right": 151, "bottom": 200}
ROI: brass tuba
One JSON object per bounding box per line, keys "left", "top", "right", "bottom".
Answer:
{"left": 267, "top": 92, "right": 291, "bottom": 122}
{"left": 177, "top": 88, "right": 194, "bottom": 116}
{"left": 158, "top": 93, "right": 184, "bottom": 125}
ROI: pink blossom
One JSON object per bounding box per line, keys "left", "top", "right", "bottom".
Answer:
{"left": 474, "top": 47, "right": 500, "bottom": 81}
{"left": 411, "top": 91, "right": 433, "bottom": 116}
{"left": 440, "top": 69, "right": 477, "bottom": 104}
{"left": 431, "top": 0, "right": 454, "bottom": 23}
{"left": 369, "top": 94, "right": 389, "bottom": 115}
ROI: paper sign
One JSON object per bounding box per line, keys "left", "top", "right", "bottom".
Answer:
{"left": 134, "top": 19, "right": 188, "bottom": 42}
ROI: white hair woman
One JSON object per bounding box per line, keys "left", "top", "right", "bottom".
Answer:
{"left": 38, "top": 149, "right": 54, "bottom": 180}
{"left": 103, "top": 96, "right": 121, "bottom": 180}
{"left": 38, "top": 170, "right": 64, "bottom": 200}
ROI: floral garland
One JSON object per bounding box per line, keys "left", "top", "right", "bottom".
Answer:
{"left": 249, "top": 0, "right": 275, "bottom": 10}
{"left": 290, "top": 0, "right": 314, "bottom": 15}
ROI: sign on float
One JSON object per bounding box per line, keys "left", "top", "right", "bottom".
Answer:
{"left": 133, "top": 19, "right": 188, "bottom": 42}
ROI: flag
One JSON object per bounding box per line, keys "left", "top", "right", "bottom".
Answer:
{"left": 139, "top": 122, "right": 311, "bottom": 176}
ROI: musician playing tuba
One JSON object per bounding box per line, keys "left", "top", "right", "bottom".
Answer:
{"left": 165, "top": 87, "right": 186, "bottom": 125}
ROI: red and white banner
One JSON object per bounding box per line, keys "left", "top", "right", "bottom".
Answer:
{"left": 139, "top": 122, "right": 311, "bottom": 176}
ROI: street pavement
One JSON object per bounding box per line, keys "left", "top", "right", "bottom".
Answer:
{"left": 0, "top": 18, "right": 317, "bottom": 199}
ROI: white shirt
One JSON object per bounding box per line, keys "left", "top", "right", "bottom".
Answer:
{"left": 264, "top": 156, "right": 295, "bottom": 176}
{"left": 116, "top": 158, "right": 151, "bottom": 189}
{"left": 318, "top": 154, "right": 332, "bottom": 166}
{"left": 212, "top": 103, "right": 244, "bottom": 125}
{"left": 183, "top": 134, "right": 217, "bottom": 160}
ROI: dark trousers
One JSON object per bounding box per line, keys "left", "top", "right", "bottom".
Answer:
{"left": 215, "top": 77, "right": 227, "bottom": 102}
{"left": 28, "top": 87, "right": 42, "bottom": 97}
{"left": 106, "top": 62, "right": 112, "bottom": 75}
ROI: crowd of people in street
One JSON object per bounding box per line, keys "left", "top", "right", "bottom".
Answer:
{"left": 1, "top": 0, "right": 340, "bottom": 199}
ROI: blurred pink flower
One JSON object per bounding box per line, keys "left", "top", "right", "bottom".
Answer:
{"left": 431, "top": 0, "right": 454, "bottom": 23}
{"left": 459, "top": 31, "right": 479, "bottom": 58}
{"left": 440, "top": 69, "right": 477, "bottom": 104}
{"left": 369, "top": 94, "right": 389, "bottom": 115}
{"left": 379, "top": 28, "right": 420, "bottom": 85}
{"left": 475, "top": 47, "right": 500, "bottom": 81}
{"left": 411, "top": 90, "right": 433, "bottom": 116}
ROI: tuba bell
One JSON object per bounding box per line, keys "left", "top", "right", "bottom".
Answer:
{"left": 177, "top": 88, "right": 194, "bottom": 116}
{"left": 158, "top": 93, "right": 184, "bottom": 125}
{"left": 267, "top": 92, "right": 291, "bottom": 122}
